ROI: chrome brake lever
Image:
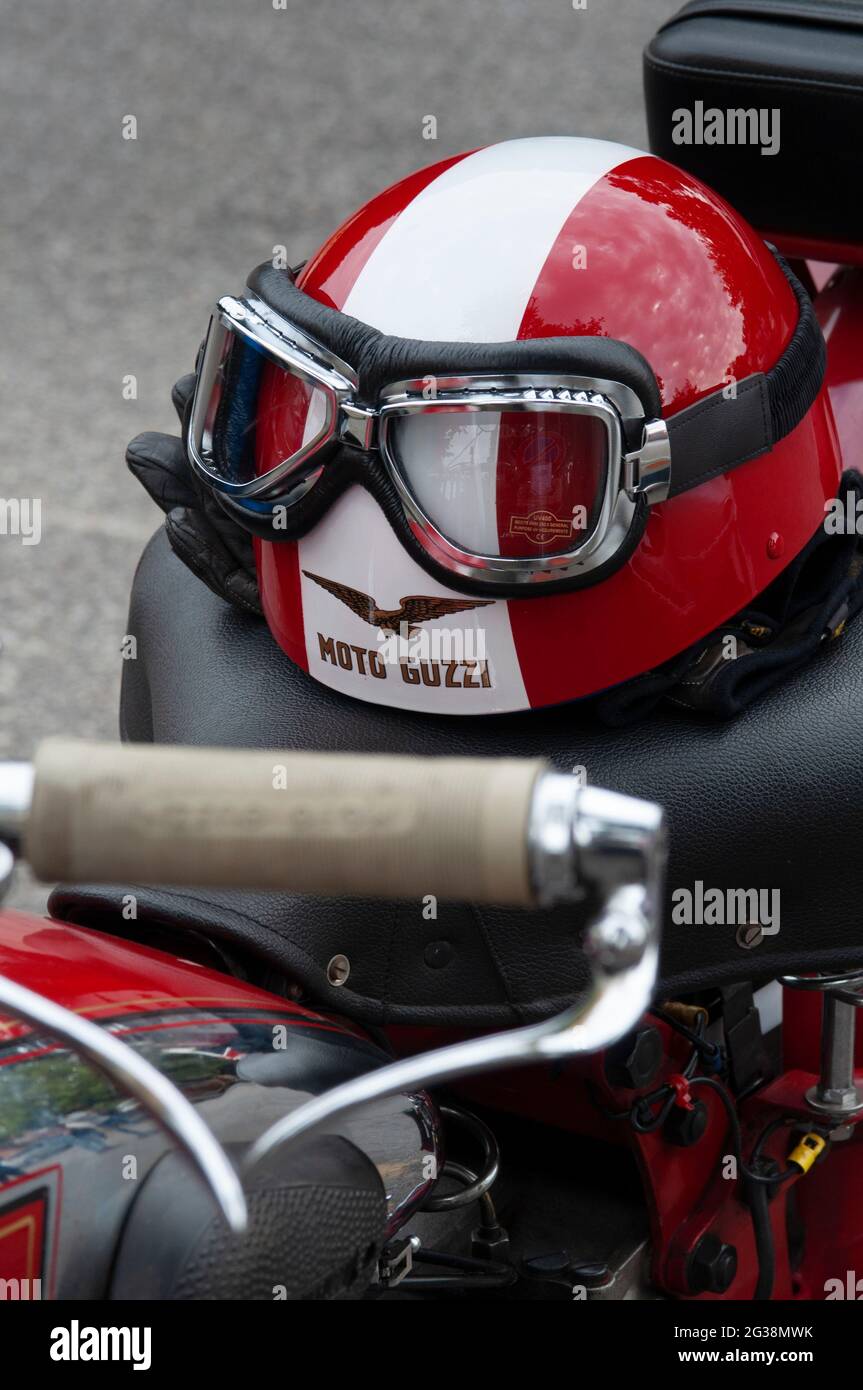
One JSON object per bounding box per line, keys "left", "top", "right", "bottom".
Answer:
{"left": 247, "top": 781, "right": 665, "bottom": 1173}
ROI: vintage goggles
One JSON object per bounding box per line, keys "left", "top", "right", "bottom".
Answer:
{"left": 187, "top": 255, "right": 824, "bottom": 596}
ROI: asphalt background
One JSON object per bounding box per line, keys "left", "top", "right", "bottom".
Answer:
{"left": 0, "top": 0, "right": 673, "bottom": 910}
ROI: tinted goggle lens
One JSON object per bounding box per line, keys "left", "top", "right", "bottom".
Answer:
{"left": 385, "top": 408, "right": 609, "bottom": 558}
{"left": 194, "top": 319, "right": 334, "bottom": 490}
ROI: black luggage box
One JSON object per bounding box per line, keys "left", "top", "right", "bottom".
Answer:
{"left": 644, "top": 2, "right": 863, "bottom": 258}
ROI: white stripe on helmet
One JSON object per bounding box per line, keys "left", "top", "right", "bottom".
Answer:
{"left": 298, "top": 487, "right": 526, "bottom": 713}
{"left": 299, "top": 137, "right": 643, "bottom": 713}
{"left": 341, "top": 136, "right": 644, "bottom": 340}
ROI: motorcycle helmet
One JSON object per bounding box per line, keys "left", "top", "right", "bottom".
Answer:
{"left": 177, "top": 136, "right": 846, "bottom": 717}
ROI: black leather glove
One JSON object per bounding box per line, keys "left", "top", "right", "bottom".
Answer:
{"left": 126, "top": 373, "right": 262, "bottom": 616}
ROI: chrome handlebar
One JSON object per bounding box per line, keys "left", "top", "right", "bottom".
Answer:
{"left": 0, "top": 744, "right": 665, "bottom": 1214}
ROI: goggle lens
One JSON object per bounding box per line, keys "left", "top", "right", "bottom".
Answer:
{"left": 198, "top": 326, "right": 332, "bottom": 489}
{"left": 255, "top": 358, "right": 330, "bottom": 482}
{"left": 388, "top": 408, "right": 609, "bottom": 558}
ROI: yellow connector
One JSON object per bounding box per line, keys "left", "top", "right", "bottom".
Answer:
{"left": 788, "top": 1132, "right": 827, "bottom": 1174}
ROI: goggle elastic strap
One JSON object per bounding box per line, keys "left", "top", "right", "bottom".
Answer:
{"left": 663, "top": 248, "right": 825, "bottom": 499}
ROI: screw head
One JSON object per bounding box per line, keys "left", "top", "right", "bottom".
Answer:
{"left": 326, "top": 954, "right": 351, "bottom": 986}
{"left": 605, "top": 1026, "right": 663, "bottom": 1090}
{"left": 767, "top": 531, "right": 785, "bottom": 560}
{"left": 736, "top": 923, "right": 763, "bottom": 950}
{"left": 586, "top": 912, "right": 647, "bottom": 973}
{"left": 688, "top": 1234, "right": 737, "bottom": 1294}
{"left": 423, "top": 940, "right": 453, "bottom": 969}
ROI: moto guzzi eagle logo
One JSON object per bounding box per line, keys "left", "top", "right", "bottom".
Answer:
{"left": 302, "top": 570, "right": 492, "bottom": 635}
{"left": 302, "top": 570, "right": 494, "bottom": 691}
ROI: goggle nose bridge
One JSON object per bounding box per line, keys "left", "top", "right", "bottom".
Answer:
{"left": 338, "top": 399, "right": 378, "bottom": 451}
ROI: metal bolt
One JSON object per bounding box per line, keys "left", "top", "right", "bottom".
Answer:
{"left": 587, "top": 910, "right": 648, "bottom": 973}
{"left": 806, "top": 993, "right": 863, "bottom": 1117}
{"left": 326, "top": 954, "right": 351, "bottom": 987}
{"left": 767, "top": 532, "right": 785, "bottom": 560}
{"left": 471, "top": 1222, "right": 510, "bottom": 1262}
{"left": 736, "top": 923, "right": 763, "bottom": 950}
{"left": 688, "top": 1235, "right": 737, "bottom": 1295}
{"left": 605, "top": 1026, "right": 663, "bottom": 1091}
{"left": 424, "top": 940, "right": 453, "bottom": 970}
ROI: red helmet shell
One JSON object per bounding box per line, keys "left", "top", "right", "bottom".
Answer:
{"left": 256, "top": 137, "right": 840, "bottom": 714}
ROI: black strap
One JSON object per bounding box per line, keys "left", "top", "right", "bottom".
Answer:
{"left": 666, "top": 373, "right": 771, "bottom": 497}
{"left": 665, "top": 250, "right": 825, "bottom": 498}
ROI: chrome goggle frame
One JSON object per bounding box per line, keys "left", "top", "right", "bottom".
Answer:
{"left": 188, "top": 294, "right": 672, "bottom": 589}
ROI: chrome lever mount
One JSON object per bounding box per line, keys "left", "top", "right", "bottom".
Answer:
{"left": 247, "top": 773, "right": 666, "bottom": 1173}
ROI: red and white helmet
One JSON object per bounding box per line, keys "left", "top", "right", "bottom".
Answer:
{"left": 188, "top": 136, "right": 838, "bottom": 715}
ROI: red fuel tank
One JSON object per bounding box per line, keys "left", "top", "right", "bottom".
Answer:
{"left": 0, "top": 910, "right": 439, "bottom": 1299}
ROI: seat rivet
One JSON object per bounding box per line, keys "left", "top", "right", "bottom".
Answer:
{"left": 424, "top": 940, "right": 453, "bottom": 969}
{"left": 736, "top": 923, "right": 763, "bottom": 950}
{"left": 327, "top": 954, "right": 351, "bottom": 986}
{"left": 767, "top": 532, "right": 784, "bottom": 560}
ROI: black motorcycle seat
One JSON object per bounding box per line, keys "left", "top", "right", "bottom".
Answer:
{"left": 644, "top": 1, "right": 863, "bottom": 250}
{"left": 50, "top": 527, "right": 863, "bottom": 1028}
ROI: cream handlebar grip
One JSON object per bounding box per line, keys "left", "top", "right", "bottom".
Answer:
{"left": 24, "top": 739, "right": 547, "bottom": 907}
